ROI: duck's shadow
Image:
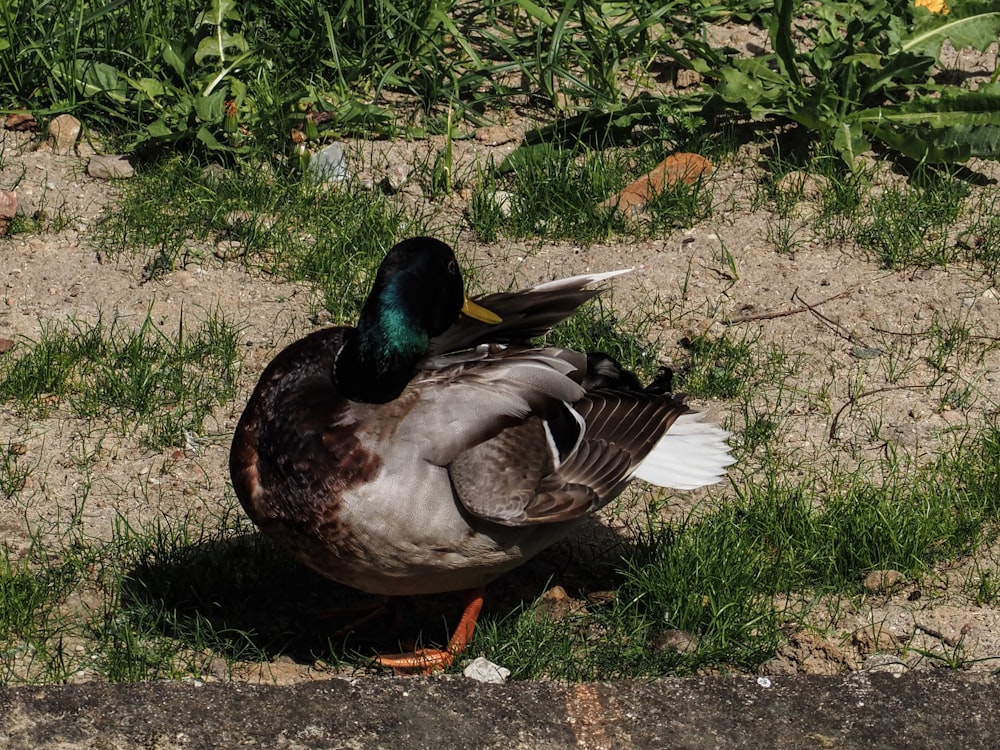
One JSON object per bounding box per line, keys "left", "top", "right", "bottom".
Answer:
{"left": 121, "top": 515, "right": 634, "bottom": 666}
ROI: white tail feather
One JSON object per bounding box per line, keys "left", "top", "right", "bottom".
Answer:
{"left": 527, "top": 268, "right": 633, "bottom": 293}
{"left": 631, "top": 412, "right": 733, "bottom": 489}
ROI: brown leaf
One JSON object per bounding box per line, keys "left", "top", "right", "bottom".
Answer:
{"left": 600, "top": 152, "right": 712, "bottom": 216}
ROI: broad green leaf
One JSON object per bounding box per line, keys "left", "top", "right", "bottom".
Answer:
{"left": 833, "top": 122, "right": 870, "bottom": 168}
{"left": 770, "top": 0, "right": 801, "bottom": 87}
{"left": 904, "top": 11, "right": 1000, "bottom": 58}
{"left": 74, "top": 61, "right": 127, "bottom": 101}
{"left": 130, "top": 77, "right": 166, "bottom": 99}
{"left": 162, "top": 41, "right": 187, "bottom": 79}
{"left": 194, "top": 32, "right": 248, "bottom": 66}
{"left": 842, "top": 53, "right": 883, "bottom": 70}
{"left": 193, "top": 89, "right": 227, "bottom": 122}
{"left": 195, "top": 127, "right": 226, "bottom": 150}
{"left": 853, "top": 90, "right": 1000, "bottom": 127}
{"left": 145, "top": 119, "right": 173, "bottom": 138}
{"left": 197, "top": 0, "right": 239, "bottom": 28}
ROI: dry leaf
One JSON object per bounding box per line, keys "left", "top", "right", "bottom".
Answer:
{"left": 600, "top": 152, "right": 712, "bottom": 216}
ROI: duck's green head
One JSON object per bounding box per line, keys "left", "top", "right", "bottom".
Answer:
{"left": 337, "top": 237, "right": 500, "bottom": 403}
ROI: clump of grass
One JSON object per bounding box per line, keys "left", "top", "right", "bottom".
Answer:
{"left": 0, "top": 310, "right": 241, "bottom": 449}
{"left": 94, "top": 156, "right": 432, "bottom": 321}
{"left": 855, "top": 167, "right": 970, "bottom": 269}
{"left": 546, "top": 297, "right": 662, "bottom": 382}
{"left": 957, "top": 188, "right": 1000, "bottom": 284}
{"left": 0, "top": 535, "right": 97, "bottom": 683}
{"left": 0, "top": 443, "right": 30, "bottom": 499}
{"left": 674, "top": 328, "right": 799, "bottom": 403}
{"left": 469, "top": 140, "right": 714, "bottom": 244}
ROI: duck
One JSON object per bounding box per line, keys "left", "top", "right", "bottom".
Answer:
{"left": 229, "top": 236, "right": 733, "bottom": 673}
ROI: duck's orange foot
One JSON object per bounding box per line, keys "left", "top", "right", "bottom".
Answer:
{"left": 374, "top": 587, "right": 485, "bottom": 675}
{"left": 377, "top": 648, "right": 456, "bottom": 675}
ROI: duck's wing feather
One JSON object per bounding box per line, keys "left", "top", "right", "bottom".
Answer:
{"left": 401, "top": 344, "right": 700, "bottom": 527}
{"left": 448, "top": 389, "right": 690, "bottom": 525}
{"left": 427, "top": 269, "right": 632, "bottom": 355}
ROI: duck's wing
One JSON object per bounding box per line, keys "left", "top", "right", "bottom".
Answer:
{"left": 427, "top": 269, "right": 632, "bottom": 355}
{"left": 401, "top": 346, "right": 730, "bottom": 527}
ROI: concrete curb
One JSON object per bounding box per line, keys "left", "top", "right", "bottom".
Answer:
{"left": 1, "top": 671, "right": 997, "bottom": 749}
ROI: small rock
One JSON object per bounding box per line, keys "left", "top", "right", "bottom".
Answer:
{"left": 0, "top": 338, "right": 15, "bottom": 354}
{"left": 863, "top": 569, "right": 903, "bottom": 594}
{"left": 0, "top": 190, "right": 16, "bottom": 235}
{"left": 307, "top": 142, "right": 349, "bottom": 183}
{"left": 534, "top": 584, "right": 586, "bottom": 622}
{"left": 852, "top": 347, "right": 883, "bottom": 360}
{"left": 463, "top": 656, "right": 510, "bottom": 684}
{"left": 47, "top": 114, "right": 81, "bottom": 155}
{"left": 488, "top": 190, "right": 514, "bottom": 217}
{"left": 474, "top": 126, "right": 517, "bottom": 146}
{"left": 5, "top": 113, "right": 37, "bottom": 131}
{"left": 852, "top": 624, "right": 901, "bottom": 656}
{"left": 201, "top": 163, "right": 226, "bottom": 185}
{"left": 87, "top": 155, "right": 134, "bottom": 180}
{"left": 383, "top": 163, "right": 411, "bottom": 193}
{"left": 214, "top": 240, "right": 243, "bottom": 260}
{"left": 651, "top": 629, "right": 700, "bottom": 654}
{"left": 223, "top": 210, "right": 276, "bottom": 230}
{"left": 675, "top": 69, "right": 703, "bottom": 89}
{"left": 585, "top": 590, "right": 616, "bottom": 605}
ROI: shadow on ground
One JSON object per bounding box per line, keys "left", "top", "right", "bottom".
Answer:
{"left": 120, "top": 515, "right": 630, "bottom": 668}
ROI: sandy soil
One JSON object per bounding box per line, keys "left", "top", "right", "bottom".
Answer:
{"left": 2, "top": 100, "right": 1000, "bottom": 683}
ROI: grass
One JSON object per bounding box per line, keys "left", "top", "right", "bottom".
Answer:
{"left": 0, "top": 310, "right": 241, "bottom": 449}
{"left": 94, "top": 156, "right": 434, "bottom": 320}
{"left": 469, "top": 140, "right": 716, "bottom": 243}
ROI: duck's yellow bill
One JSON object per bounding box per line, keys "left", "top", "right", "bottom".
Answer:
{"left": 461, "top": 296, "right": 502, "bottom": 324}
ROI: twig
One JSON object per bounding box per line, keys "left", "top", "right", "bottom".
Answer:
{"left": 790, "top": 288, "right": 862, "bottom": 346}
{"left": 828, "top": 383, "right": 935, "bottom": 441}
{"left": 914, "top": 621, "right": 962, "bottom": 648}
{"left": 724, "top": 289, "right": 852, "bottom": 325}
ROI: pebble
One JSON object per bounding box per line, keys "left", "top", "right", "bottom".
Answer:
{"left": 463, "top": 656, "right": 510, "bottom": 684}
{"left": 863, "top": 569, "right": 903, "bottom": 593}
{"left": 383, "top": 163, "right": 411, "bottom": 193}
{"left": 0, "top": 189, "right": 16, "bottom": 234}
{"left": 87, "top": 155, "right": 134, "bottom": 179}
{"left": 47, "top": 114, "right": 81, "bottom": 155}
{"left": 488, "top": 190, "right": 514, "bottom": 217}
{"left": 474, "top": 126, "right": 517, "bottom": 146}
{"left": 307, "top": 142, "right": 349, "bottom": 183}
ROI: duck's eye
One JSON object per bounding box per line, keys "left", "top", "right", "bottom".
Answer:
{"left": 447, "top": 260, "right": 457, "bottom": 275}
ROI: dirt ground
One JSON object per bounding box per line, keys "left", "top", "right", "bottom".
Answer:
{"left": 2, "top": 92, "right": 1000, "bottom": 684}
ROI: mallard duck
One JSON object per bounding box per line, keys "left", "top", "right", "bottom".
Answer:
{"left": 230, "top": 237, "right": 733, "bottom": 672}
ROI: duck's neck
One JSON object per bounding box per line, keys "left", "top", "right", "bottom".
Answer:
{"left": 335, "top": 300, "right": 429, "bottom": 403}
